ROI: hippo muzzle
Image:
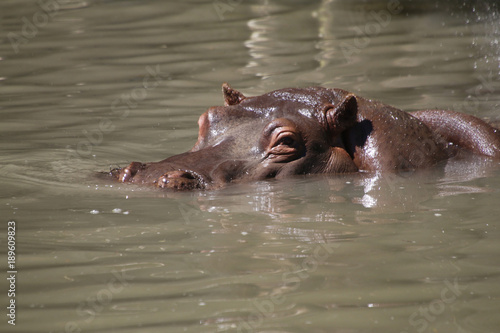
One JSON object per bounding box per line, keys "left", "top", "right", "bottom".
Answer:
{"left": 118, "top": 164, "right": 205, "bottom": 190}
{"left": 114, "top": 141, "right": 249, "bottom": 190}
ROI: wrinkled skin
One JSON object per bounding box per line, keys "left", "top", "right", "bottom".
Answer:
{"left": 111, "top": 84, "right": 500, "bottom": 190}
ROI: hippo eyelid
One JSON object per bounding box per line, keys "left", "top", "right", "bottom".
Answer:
{"left": 273, "top": 130, "right": 297, "bottom": 147}
{"left": 260, "top": 119, "right": 305, "bottom": 162}
{"left": 262, "top": 118, "right": 300, "bottom": 140}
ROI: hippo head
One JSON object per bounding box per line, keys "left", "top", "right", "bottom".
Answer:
{"left": 114, "top": 84, "right": 360, "bottom": 190}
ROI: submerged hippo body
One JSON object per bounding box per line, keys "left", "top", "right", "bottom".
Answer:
{"left": 113, "top": 84, "right": 500, "bottom": 190}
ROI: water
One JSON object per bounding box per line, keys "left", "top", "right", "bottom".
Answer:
{"left": 1, "top": 0, "right": 500, "bottom": 332}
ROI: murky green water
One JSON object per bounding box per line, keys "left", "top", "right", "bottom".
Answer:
{"left": 1, "top": 0, "right": 500, "bottom": 332}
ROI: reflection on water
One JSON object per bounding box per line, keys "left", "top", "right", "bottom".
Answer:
{"left": 1, "top": 0, "right": 500, "bottom": 333}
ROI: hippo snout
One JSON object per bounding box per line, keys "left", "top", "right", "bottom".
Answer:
{"left": 113, "top": 161, "right": 207, "bottom": 190}
{"left": 116, "top": 161, "right": 145, "bottom": 183}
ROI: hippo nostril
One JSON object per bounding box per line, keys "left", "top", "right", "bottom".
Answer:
{"left": 182, "top": 172, "right": 196, "bottom": 180}
{"left": 157, "top": 170, "right": 203, "bottom": 190}
{"left": 164, "top": 170, "right": 196, "bottom": 180}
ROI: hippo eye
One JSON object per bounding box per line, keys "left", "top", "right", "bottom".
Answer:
{"left": 268, "top": 130, "right": 303, "bottom": 160}
{"left": 262, "top": 119, "right": 304, "bottom": 161}
{"left": 272, "top": 131, "right": 298, "bottom": 148}
{"left": 277, "top": 136, "right": 295, "bottom": 147}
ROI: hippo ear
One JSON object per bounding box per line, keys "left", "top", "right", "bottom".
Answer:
{"left": 222, "top": 83, "right": 246, "bottom": 106}
{"left": 323, "top": 93, "right": 358, "bottom": 135}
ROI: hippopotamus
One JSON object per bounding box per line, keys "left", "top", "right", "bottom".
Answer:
{"left": 112, "top": 84, "right": 500, "bottom": 190}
